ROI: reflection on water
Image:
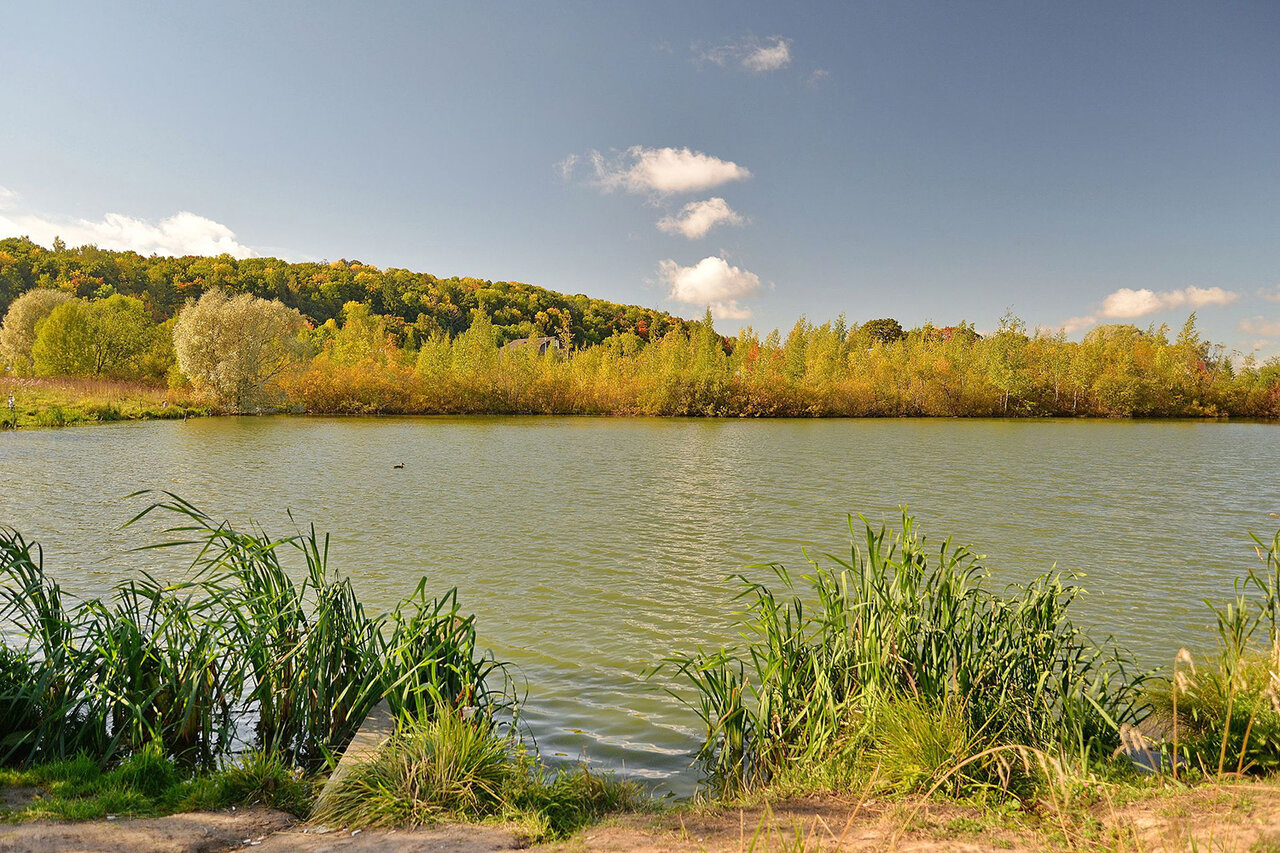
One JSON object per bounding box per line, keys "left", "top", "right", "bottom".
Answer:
{"left": 1, "top": 416, "right": 1276, "bottom": 790}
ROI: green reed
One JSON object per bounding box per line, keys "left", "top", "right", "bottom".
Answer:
{"left": 1148, "top": 528, "right": 1280, "bottom": 778}
{"left": 661, "top": 511, "right": 1148, "bottom": 796}
{"left": 0, "top": 494, "right": 514, "bottom": 772}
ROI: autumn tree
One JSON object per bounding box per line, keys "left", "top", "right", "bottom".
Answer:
{"left": 329, "top": 301, "right": 390, "bottom": 366}
{"left": 0, "top": 288, "right": 74, "bottom": 374}
{"left": 173, "top": 289, "right": 306, "bottom": 410}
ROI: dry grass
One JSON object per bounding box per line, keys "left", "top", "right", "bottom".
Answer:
{"left": 0, "top": 375, "right": 207, "bottom": 427}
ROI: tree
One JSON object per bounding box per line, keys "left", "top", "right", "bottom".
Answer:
{"left": 862, "top": 318, "right": 905, "bottom": 345}
{"left": 31, "top": 295, "right": 156, "bottom": 377}
{"left": 329, "top": 301, "right": 389, "bottom": 366}
{"left": 0, "top": 288, "right": 73, "bottom": 374}
{"left": 984, "top": 312, "right": 1031, "bottom": 412}
{"left": 173, "top": 290, "right": 306, "bottom": 410}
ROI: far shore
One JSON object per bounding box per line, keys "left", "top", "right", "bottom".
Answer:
{"left": 2, "top": 376, "right": 1269, "bottom": 432}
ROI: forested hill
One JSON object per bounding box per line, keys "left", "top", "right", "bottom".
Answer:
{"left": 0, "top": 237, "right": 689, "bottom": 346}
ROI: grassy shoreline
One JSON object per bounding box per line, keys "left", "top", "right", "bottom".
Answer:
{"left": 0, "top": 377, "right": 210, "bottom": 429}
{"left": 4, "top": 500, "right": 1280, "bottom": 849}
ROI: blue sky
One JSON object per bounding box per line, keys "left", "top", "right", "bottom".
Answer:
{"left": 2, "top": 1, "right": 1278, "bottom": 352}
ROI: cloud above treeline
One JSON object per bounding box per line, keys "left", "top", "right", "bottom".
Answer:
{"left": 562, "top": 146, "right": 751, "bottom": 195}
{"left": 0, "top": 186, "right": 257, "bottom": 258}
{"left": 657, "top": 197, "right": 745, "bottom": 239}
{"left": 1060, "top": 285, "right": 1240, "bottom": 333}
{"left": 1100, "top": 286, "right": 1237, "bottom": 318}
{"left": 1239, "top": 316, "right": 1280, "bottom": 337}
{"left": 695, "top": 35, "right": 793, "bottom": 73}
{"left": 559, "top": 142, "right": 763, "bottom": 317}
{"left": 659, "top": 255, "right": 761, "bottom": 320}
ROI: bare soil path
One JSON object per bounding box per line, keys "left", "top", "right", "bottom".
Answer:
{"left": 3, "top": 783, "right": 1280, "bottom": 852}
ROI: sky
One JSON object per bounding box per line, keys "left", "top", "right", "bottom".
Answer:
{"left": 2, "top": 1, "right": 1278, "bottom": 353}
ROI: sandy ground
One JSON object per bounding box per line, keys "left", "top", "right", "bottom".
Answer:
{"left": 3, "top": 783, "right": 1280, "bottom": 852}
{"left": 0, "top": 807, "right": 294, "bottom": 853}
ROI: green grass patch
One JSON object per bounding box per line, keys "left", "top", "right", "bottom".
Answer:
{"left": 0, "top": 747, "right": 319, "bottom": 823}
{"left": 312, "top": 711, "right": 647, "bottom": 841}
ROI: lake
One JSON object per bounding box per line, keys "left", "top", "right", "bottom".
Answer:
{"left": 1, "top": 416, "right": 1277, "bottom": 790}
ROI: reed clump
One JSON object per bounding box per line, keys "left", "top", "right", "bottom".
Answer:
{"left": 0, "top": 495, "right": 643, "bottom": 834}
{"left": 0, "top": 493, "right": 514, "bottom": 772}
{"left": 1147, "top": 528, "right": 1280, "bottom": 778}
{"left": 661, "top": 512, "right": 1149, "bottom": 799}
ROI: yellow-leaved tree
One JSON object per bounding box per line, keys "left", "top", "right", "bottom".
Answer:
{"left": 173, "top": 290, "right": 307, "bottom": 411}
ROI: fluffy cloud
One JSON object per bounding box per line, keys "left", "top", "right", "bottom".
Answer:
{"left": 1239, "top": 317, "right": 1280, "bottom": 337}
{"left": 1059, "top": 315, "right": 1098, "bottom": 334}
{"left": 1257, "top": 285, "right": 1280, "bottom": 302}
{"left": 697, "top": 36, "right": 793, "bottom": 73}
{"left": 1099, "top": 286, "right": 1238, "bottom": 319}
{"left": 1057, "top": 285, "right": 1240, "bottom": 334}
{"left": 0, "top": 205, "right": 257, "bottom": 258}
{"left": 657, "top": 197, "right": 745, "bottom": 239}
{"left": 659, "top": 255, "right": 761, "bottom": 319}
{"left": 570, "top": 146, "right": 751, "bottom": 195}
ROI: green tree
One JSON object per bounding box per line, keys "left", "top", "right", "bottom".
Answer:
{"left": 330, "top": 301, "right": 389, "bottom": 366}
{"left": 862, "top": 318, "right": 905, "bottom": 345}
{"left": 31, "top": 295, "right": 156, "bottom": 377}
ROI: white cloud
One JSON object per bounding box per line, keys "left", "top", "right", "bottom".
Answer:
{"left": 1059, "top": 315, "right": 1098, "bottom": 334}
{"left": 0, "top": 186, "right": 18, "bottom": 210}
{"left": 1099, "top": 286, "right": 1238, "bottom": 319}
{"left": 697, "top": 36, "right": 793, "bottom": 73}
{"left": 742, "top": 37, "right": 792, "bottom": 72}
{"left": 1239, "top": 317, "right": 1280, "bottom": 337}
{"left": 805, "top": 69, "right": 830, "bottom": 88}
{"left": 1057, "top": 285, "right": 1240, "bottom": 334}
{"left": 657, "top": 197, "right": 745, "bottom": 239}
{"left": 658, "top": 255, "right": 761, "bottom": 319}
{"left": 570, "top": 146, "right": 751, "bottom": 195}
{"left": 1257, "top": 285, "right": 1280, "bottom": 302}
{"left": 0, "top": 207, "right": 257, "bottom": 258}
{"left": 555, "top": 153, "right": 579, "bottom": 181}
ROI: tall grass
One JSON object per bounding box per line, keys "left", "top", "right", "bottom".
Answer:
{"left": 1148, "top": 526, "right": 1280, "bottom": 777}
{"left": 0, "top": 494, "right": 514, "bottom": 772}
{"left": 661, "top": 512, "right": 1148, "bottom": 797}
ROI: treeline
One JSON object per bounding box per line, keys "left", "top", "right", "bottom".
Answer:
{"left": 5, "top": 287, "right": 1280, "bottom": 419}
{"left": 0, "top": 237, "right": 689, "bottom": 346}
{"left": 2, "top": 238, "right": 1280, "bottom": 419}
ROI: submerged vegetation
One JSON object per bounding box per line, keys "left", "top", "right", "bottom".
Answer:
{"left": 3, "top": 238, "right": 1280, "bottom": 419}
{"left": 3, "top": 497, "right": 1280, "bottom": 841}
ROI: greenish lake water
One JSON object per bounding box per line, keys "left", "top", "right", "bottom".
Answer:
{"left": 1, "top": 416, "right": 1277, "bottom": 789}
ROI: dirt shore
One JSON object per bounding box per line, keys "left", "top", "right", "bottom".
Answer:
{"left": 3, "top": 783, "right": 1280, "bottom": 852}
